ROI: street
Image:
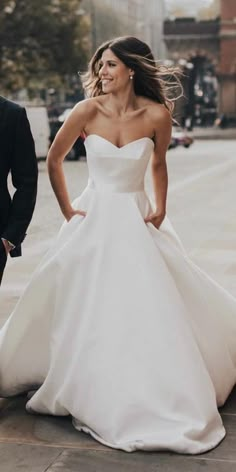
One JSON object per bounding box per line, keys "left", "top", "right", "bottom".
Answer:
{"left": 1, "top": 139, "right": 236, "bottom": 471}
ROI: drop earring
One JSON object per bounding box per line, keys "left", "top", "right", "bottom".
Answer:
{"left": 129, "top": 75, "right": 134, "bottom": 80}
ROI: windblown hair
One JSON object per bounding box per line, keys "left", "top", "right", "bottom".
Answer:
{"left": 82, "top": 36, "right": 182, "bottom": 113}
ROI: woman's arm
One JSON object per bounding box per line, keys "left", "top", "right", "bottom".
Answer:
{"left": 47, "top": 100, "right": 91, "bottom": 221}
{"left": 145, "top": 106, "right": 172, "bottom": 229}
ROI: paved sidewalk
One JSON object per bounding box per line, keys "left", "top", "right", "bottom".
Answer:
{"left": 191, "top": 126, "right": 236, "bottom": 140}
{"left": 0, "top": 388, "right": 236, "bottom": 471}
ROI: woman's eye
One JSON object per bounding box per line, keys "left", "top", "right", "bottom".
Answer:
{"left": 98, "top": 61, "right": 116, "bottom": 69}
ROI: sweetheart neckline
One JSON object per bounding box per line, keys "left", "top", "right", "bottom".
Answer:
{"left": 84, "top": 134, "right": 154, "bottom": 150}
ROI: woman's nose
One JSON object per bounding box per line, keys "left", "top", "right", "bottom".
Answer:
{"left": 100, "top": 63, "right": 108, "bottom": 75}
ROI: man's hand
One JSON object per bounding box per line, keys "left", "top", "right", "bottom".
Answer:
{"left": 1, "top": 238, "right": 12, "bottom": 254}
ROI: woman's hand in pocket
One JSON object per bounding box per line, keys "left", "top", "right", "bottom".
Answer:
{"left": 144, "top": 210, "right": 165, "bottom": 230}
{"left": 65, "top": 208, "right": 86, "bottom": 222}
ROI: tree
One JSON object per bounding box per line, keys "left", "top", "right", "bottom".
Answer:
{"left": 0, "top": 0, "right": 90, "bottom": 94}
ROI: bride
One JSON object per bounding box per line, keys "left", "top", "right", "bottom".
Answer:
{"left": 0, "top": 36, "right": 236, "bottom": 454}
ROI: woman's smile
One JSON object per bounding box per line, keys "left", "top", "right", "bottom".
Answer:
{"left": 101, "top": 78, "right": 113, "bottom": 86}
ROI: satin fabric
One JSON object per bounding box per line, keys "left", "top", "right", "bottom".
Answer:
{"left": 0, "top": 135, "right": 236, "bottom": 453}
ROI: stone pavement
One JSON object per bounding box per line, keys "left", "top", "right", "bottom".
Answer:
{"left": 1, "top": 140, "right": 236, "bottom": 471}
{"left": 191, "top": 126, "right": 236, "bottom": 140}
{"left": 0, "top": 388, "right": 236, "bottom": 471}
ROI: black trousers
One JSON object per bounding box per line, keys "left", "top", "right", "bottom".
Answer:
{"left": 0, "top": 239, "right": 7, "bottom": 285}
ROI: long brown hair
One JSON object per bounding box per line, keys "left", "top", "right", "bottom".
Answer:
{"left": 82, "top": 36, "right": 182, "bottom": 113}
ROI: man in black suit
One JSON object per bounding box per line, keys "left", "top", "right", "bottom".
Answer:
{"left": 0, "top": 96, "right": 38, "bottom": 284}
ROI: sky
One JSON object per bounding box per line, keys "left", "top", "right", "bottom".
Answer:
{"left": 165, "top": 0, "right": 214, "bottom": 15}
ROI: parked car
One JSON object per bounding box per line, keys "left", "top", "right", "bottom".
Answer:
{"left": 169, "top": 126, "right": 194, "bottom": 150}
{"left": 171, "top": 126, "right": 194, "bottom": 149}
{"left": 57, "top": 108, "right": 86, "bottom": 160}
{"left": 168, "top": 132, "right": 178, "bottom": 149}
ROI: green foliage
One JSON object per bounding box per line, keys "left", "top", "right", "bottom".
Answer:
{"left": 0, "top": 0, "right": 90, "bottom": 93}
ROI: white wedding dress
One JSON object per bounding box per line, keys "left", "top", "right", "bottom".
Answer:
{"left": 0, "top": 135, "right": 236, "bottom": 454}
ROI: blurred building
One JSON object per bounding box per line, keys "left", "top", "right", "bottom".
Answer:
{"left": 219, "top": 0, "right": 236, "bottom": 122}
{"left": 82, "top": 0, "right": 166, "bottom": 59}
{"left": 164, "top": 0, "right": 236, "bottom": 126}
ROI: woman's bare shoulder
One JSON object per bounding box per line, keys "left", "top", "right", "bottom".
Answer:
{"left": 72, "top": 97, "right": 103, "bottom": 117}
{"left": 147, "top": 102, "right": 172, "bottom": 129}
{"left": 137, "top": 97, "right": 171, "bottom": 121}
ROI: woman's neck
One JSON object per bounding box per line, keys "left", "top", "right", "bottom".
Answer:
{"left": 106, "top": 89, "right": 138, "bottom": 116}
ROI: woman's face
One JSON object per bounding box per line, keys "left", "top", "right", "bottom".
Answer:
{"left": 98, "top": 48, "right": 133, "bottom": 94}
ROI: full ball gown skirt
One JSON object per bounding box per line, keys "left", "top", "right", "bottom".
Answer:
{"left": 0, "top": 135, "right": 236, "bottom": 454}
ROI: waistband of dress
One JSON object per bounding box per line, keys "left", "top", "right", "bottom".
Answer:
{"left": 86, "top": 179, "right": 144, "bottom": 193}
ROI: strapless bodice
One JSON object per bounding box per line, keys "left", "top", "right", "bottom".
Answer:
{"left": 84, "top": 134, "right": 154, "bottom": 193}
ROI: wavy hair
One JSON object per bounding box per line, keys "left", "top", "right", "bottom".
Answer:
{"left": 82, "top": 36, "right": 182, "bottom": 113}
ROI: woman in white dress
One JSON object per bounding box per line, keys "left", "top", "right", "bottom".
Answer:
{"left": 0, "top": 36, "right": 236, "bottom": 454}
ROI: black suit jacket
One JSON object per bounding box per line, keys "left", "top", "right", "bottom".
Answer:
{"left": 0, "top": 96, "right": 38, "bottom": 257}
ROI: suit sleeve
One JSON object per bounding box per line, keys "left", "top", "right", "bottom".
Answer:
{"left": 2, "top": 107, "right": 38, "bottom": 247}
